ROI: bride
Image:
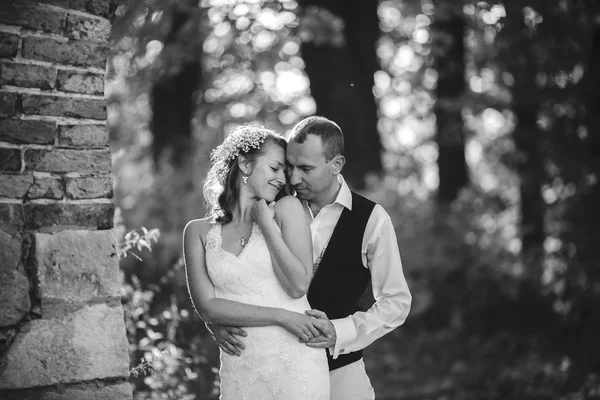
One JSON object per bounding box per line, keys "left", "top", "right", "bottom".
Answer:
{"left": 183, "top": 125, "right": 330, "bottom": 399}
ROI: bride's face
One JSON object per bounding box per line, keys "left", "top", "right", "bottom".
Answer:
{"left": 246, "top": 144, "right": 287, "bottom": 202}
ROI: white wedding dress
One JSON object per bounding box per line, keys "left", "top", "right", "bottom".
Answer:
{"left": 205, "top": 222, "right": 330, "bottom": 400}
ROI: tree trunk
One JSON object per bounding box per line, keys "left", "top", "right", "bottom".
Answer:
{"left": 582, "top": 16, "right": 600, "bottom": 292}
{"left": 150, "top": 5, "right": 204, "bottom": 165}
{"left": 299, "top": 0, "right": 381, "bottom": 188}
{"left": 151, "top": 60, "right": 201, "bottom": 164}
{"left": 431, "top": 3, "right": 469, "bottom": 203}
{"left": 566, "top": 21, "right": 600, "bottom": 388}
{"left": 512, "top": 104, "right": 545, "bottom": 257}
{"left": 500, "top": 2, "right": 546, "bottom": 266}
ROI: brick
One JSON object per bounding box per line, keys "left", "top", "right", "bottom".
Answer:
{"left": 0, "top": 202, "right": 24, "bottom": 232}
{"left": 0, "top": 229, "right": 21, "bottom": 270}
{"left": 24, "top": 201, "right": 114, "bottom": 229}
{"left": 37, "top": 0, "right": 71, "bottom": 6}
{"left": 57, "top": 70, "right": 104, "bottom": 94}
{"left": 71, "top": 0, "right": 114, "bottom": 18}
{"left": 65, "top": 176, "right": 111, "bottom": 199}
{"left": 24, "top": 149, "right": 110, "bottom": 173}
{"left": 39, "top": 0, "right": 114, "bottom": 18}
{"left": 0, "top": 269, "right": 30, "bottom": 327}
{"left": 0, "top": 2, "right": 66, "bottom": 34}
{"left": 0, "top": 148, "right": 21, "bottom": 172}
{"left": 22, "top": 36, "right": 109, "bottom": 68}
{"left": 2, "top": 381, "right": 133, "bottom": 400}
{"left": 34, "top": 230, "right": 119, "bottom": 304}
{"left": 0, "top": 326, "right": 17, "bottom": 352}
{"left": 0, "top": 303, "right": 130, "bottom": 389}
{"left": 21, "top": 93, "right": 106, "bottom": 120}
{"left": 0, "top": 32, "right": 19, "bottom": 59}
{"left": 0, "top": 91, "right": 18, "bottom": 117}
{"left": 0, "top": 119, "right": 57, "bottom": 145}
{"left": 0, "top": 61, "right": 57, "bottom": 90}
{"left": 28, "top": 175, "right": 63, "bottom": 199}
{"left": 0, "top": 230, "right": 30, "bottom": 328}
{"left": 0, "top": 174, "right": 34, "bottom": 197}
{"left": 65, "top": 13, "right": 111, "bottom": 43}
{"left": 58, "top": 124, "right": 108, "bottom": 147}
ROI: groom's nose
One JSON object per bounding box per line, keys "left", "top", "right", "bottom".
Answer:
{"left": 288, "top": 168, "right": 302, "bottom": 186}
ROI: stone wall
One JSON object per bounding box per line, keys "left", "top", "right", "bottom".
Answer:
{"left": 0, "top": 1, "right": 132, "bottom": 398}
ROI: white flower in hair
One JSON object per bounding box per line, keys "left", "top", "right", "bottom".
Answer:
{"left": 210, "top": 126, "right": 271, "bottom": 181}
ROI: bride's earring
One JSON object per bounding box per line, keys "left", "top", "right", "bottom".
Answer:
{"left": 242, "top": 174, "right": 249, "bottom": 185}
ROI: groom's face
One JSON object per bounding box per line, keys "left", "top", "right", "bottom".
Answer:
{"left": 286, "top": 134, "right": 335, "bottom": 201}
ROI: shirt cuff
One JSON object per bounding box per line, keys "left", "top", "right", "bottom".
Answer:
{"left": 328, "top": 317, "right": 357, "bottom": 359}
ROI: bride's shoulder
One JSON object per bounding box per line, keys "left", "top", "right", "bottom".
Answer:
{"left": 274, "top": 195, "right": 303, "bottom": 211}
{"left": 274, "top": 196, "right": 305, "bottom": 222}
{"left": 183, "top": 217, "right": 216, "bottom": 242}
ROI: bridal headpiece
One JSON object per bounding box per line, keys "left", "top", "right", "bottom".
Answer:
{"left": 210, "top": 126, "right": 270, "bottom": 163}
{"left": 209, "top": 126, "right": 271, "bottom": 182}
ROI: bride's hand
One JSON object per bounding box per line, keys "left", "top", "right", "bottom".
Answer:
{"left": 277, "top": 310, "right": 321, "bottom": 342}
{"left": 251, "top": 199, "right": 275, "bottom": 230}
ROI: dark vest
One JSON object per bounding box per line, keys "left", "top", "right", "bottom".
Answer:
{"left": 307, "top": 191, "right": 376, "bottom": 371}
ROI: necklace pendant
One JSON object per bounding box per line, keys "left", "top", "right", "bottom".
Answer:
{"left": 240, "top": 238, "right": 246, "bottom": 247}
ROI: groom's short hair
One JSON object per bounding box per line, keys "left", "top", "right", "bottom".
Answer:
{"left": 289, "top": 116, "right": 344, "bottom": 162}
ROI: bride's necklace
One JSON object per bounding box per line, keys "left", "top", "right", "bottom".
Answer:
{"left": 232, "top": 220, "right": 249, "bottom": 247}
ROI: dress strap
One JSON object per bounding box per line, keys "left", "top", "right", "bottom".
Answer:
{"left": 205, "top": 222, "right": 220, "bottom": 250}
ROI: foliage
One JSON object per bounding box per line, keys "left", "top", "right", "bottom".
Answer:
{"left": 117, "top": 226, "right": 161, "bottom": 261}
{"left": 121, "top": 251, "right": 220, "bottom": 399}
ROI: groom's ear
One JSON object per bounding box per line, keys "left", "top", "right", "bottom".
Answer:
{"left": 331, "top": 154, "right": 345, "bottom": 175}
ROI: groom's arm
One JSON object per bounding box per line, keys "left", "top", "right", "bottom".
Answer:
{"left": 206, "top": 322, "right": 247, "bottom": 356}
{"left": 306, "top": 205, "right": 412, "bottom": 358}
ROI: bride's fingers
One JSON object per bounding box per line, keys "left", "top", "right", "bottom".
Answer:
{"left": 294, "top": 328, "right": 308, "bottom": 341}
{"left": 305, "top": 309, "right": 327, "bottom": 319}
{"left": 308, "top": 324, "right": 320, "bottom": 338}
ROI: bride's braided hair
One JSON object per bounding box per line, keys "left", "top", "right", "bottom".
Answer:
{"left": 204, "top": 125, "right": 287, "bottom": 223}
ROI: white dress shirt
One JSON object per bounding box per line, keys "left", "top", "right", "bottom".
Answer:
{"left": 304, "top": 175, "right": 412, "bottom": 359}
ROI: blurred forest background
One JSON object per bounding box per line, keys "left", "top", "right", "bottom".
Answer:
{"left": 107, "top": 0, "right": 600, "bottom": 398}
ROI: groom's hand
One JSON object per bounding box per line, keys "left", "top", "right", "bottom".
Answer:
{"left": 208, "top": 323, "right": 247, "bottom": 356}
{"left": 303, "top": 309, "right": 336, "bottom": 348}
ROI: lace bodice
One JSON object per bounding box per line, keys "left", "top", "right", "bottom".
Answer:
{"left": 205, "top": 222, "right": 306, "bottom": 310}
{"left": 204, "top": 222, "right": 330, "bottom": 400}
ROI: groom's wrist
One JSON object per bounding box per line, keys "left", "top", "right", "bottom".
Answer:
{"left": 330, "top": 317, "right": 357, "bottom": 359}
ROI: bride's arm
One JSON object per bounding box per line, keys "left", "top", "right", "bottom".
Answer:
{"left": 183, "top": 219, "right": 318, "bottom": 340}
{"left": 256, "top": 196, "right": 313, "bottom": 299}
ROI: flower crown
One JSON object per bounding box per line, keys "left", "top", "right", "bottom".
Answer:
{"left": 210, "top": 126, "right": 270, "bottom": 164}
{"left": 208, "top": 126, "right": 272, "bottom": 184}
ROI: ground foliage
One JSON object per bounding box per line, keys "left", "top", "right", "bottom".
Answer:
{"left": 108, "top": 0, "right": 600, "bottom": 398}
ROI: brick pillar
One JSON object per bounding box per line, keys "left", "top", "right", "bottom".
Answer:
{"left": 0, "top": 1, "right": 132, "bottom": 399}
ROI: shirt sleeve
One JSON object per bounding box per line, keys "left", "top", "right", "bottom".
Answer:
{"left": 330, "top": 204, "right": 412, "bottom": 358}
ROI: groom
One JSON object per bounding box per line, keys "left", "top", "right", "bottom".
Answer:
{"left": 210, "top": 116, "right": 412, "bottom": 399}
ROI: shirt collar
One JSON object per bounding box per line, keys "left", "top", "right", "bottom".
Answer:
{"left": 301, "top": 174, "right": 353, "bottom": 219}
{"left": 334, "top": 174, "right": 352, "bottom": 211}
